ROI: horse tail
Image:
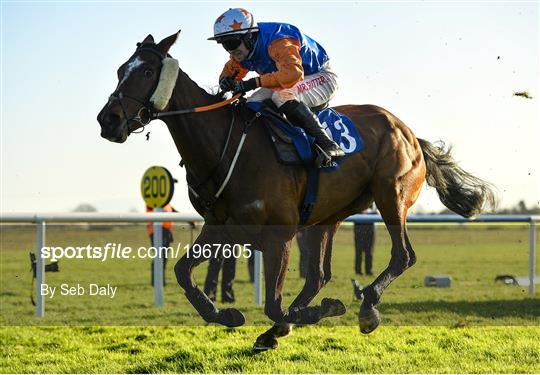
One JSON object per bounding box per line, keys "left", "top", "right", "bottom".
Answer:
{"left": 417, "top": 138, "right": 497, "bottom": 218}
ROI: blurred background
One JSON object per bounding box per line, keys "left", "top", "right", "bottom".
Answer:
{"left": 1, "top": 2, "right": 538, "bottom": 215}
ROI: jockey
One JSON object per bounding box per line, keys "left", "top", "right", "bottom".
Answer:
{"left": 208, "top": 8, "right": 345, "bottom": 167}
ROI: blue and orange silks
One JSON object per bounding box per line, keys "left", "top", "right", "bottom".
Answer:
{"left": 220, "top": 22, "right": 329, "bottom": 90}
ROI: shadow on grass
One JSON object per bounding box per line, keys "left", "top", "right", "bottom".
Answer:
{"left": 126, "top": 345, "right": 264, "bottom": 374}
{"left": 127, "top": 349, "right": 205, "bottom": 373}
{"left": 378, "top": 298, "right": 540, "bottom": 323}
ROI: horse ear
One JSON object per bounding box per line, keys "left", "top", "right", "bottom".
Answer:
{"left": 157, "top": 30, "right": 181, "bottom": 54}
{"left": 142, "top": 34, "right": 154, "bottom": 44}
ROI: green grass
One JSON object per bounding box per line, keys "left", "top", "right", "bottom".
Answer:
{"left": 1, "top": 223, "right": 539, "bottom": 373}
{"left": 1, "top": 326, "right": 539, "bottom": 373}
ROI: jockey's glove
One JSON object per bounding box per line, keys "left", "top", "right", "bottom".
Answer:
{"left": 232, "top": 78, "right": 258, "bottom": 93}
{"left": 219, "top": 76, "right": 236, "bottom": 92}
{"left": 220, "top": 77, "right": 259, "bottom": 94}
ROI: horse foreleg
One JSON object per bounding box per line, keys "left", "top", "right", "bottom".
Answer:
{"left": 174, "top": 224, "right": 245, "bottom": 327}
{"left": 252, "top": 226, "right": 295, "bottom": 351}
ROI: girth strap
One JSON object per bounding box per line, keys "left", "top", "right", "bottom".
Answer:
{"left": 299, "top": 165, "right": 319, "bottom": 225}
{"left": 188, "top": 109, "right": 261, "bottom": 211}
{"left": 258, "top": 105, "right": 320, "bottom": 226}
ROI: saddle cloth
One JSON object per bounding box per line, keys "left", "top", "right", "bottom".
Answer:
{"left": 245, "top": 101, "right": 364, "bottom": 170}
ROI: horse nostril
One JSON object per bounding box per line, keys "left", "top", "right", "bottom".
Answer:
{"left": 104, "top": 113, "right": 120, "bottom": 126}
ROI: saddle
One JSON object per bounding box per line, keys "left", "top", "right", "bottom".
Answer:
{"left": 266, "top": 121, "right": 302, "bottom": 165}
{"left": 249, "top": 99, "right": 329, "bottom": 166}
{"left": 259, "top": 100, "right": 306, "bottom": 166}
{"left": 245, "top": 99, "right": 364, "bottom": 169}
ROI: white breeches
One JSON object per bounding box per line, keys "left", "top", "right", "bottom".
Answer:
{"left": 247, "top": 61, "right": 338, "bottom": 109}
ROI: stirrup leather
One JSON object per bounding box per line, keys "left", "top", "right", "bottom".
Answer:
{"left": 314, "top": 144, "right": 337, "bottom": 168}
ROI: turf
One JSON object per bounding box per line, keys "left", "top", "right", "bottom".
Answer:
{"left": 1, "top": 326, "right": 539, "bottom": 373}
{"left": 1, "top": 223, "right": 539, "bottom": 373}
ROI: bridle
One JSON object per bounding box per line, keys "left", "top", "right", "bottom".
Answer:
{"left": 108, "top": 91, "right": 152, "bottom": 133}
{"left": 107, "top": 45, "right": 167, "bottom": 133}
{"left": 108, "top": 44, "right": 241, "bottom": 134}
{"left": 106, "top": 42, "right": 249, "bottom": 213}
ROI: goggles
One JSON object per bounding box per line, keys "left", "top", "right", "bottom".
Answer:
{"left": 221, "top": 38, "right": 242, "bottom": 52}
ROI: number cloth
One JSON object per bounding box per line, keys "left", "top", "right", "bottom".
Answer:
{"left": 246, "top": 101, "right": 364, "bottom": 171}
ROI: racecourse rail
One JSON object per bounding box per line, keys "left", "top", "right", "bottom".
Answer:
{"left": 1, "top": 213, "right": 538, "bottom": 317}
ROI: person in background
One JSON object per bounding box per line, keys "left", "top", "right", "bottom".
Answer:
{"left": 147, "top": 203, "right": 176, "bottom": 286}
{"left": 208, "top": 226, "right": 311, "bottom": 302}
{"left": 354, "top": 204, "right": 377, "bottom": 275}
{"left": 247, "top": 230, "right": 309, "bottom": 281}
{"left": 210, "top": 227, "right": 309, "bottom": 302}
{"left": 204, "top": 254, "right": 237, "bottom": 303}
{"left": 248, "top": 252, "right": 255, "bottom": 283}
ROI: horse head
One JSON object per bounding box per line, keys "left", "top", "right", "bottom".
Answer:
{"left": 97, "top": 31, "right": 181, "bottom": 143}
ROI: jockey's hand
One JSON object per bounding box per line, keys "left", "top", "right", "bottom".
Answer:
{"left": 231, "top": 78, "right": 258, "bottom": 93}
{"left": 219, "top": 76, "right": 236, "bottom": 92}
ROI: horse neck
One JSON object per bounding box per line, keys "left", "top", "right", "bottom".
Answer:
{"left": 160, "top": 69, "right": 231, "bottom": 178}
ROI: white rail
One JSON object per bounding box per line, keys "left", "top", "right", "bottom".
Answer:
{"left": 1, "top": 213, "right": 538, "bottom": 317}
{"left": 0, "top": 212, "right": 203, "bottom": 223}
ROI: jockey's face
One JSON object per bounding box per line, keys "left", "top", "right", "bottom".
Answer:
{"left": 228, "top": 40, "right": 250, "bottom": 63}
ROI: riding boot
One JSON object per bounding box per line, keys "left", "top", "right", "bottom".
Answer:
{"left": 280, "top": 100, "right": 345, "bottom": 167}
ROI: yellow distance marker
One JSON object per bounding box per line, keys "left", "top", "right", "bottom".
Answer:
{"left": 140, "top": 166, "right": 174, "bottom": 208}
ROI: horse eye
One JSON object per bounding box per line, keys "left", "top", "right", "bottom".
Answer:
{"left": 144, "top": 69, "right": 153, "bottom": 79}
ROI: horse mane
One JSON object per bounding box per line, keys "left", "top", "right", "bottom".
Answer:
{"left": 135, "top": 41, "right": 226, "bottom": 105}
{"left": 178, "top": 68, "right": 227, "bottom": 104}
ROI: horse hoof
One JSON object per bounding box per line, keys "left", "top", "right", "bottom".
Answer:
{"left": 274, "top": 323, "right": 293, "bottom": 338}
{"left": 358, "top": 307, "right": 381, "bottom": 334}
{"left": 216, "top": 308, "right": 245, "bottom": 327}
{"left": 253, "top": 333, "right": 279, "bottom": 352}
{"left": 321, "top": 298, "right": 347, "bottom": 318}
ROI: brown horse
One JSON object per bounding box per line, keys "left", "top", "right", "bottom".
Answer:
{"left": 97, "top": 32, "right": 496, "bottom": 350}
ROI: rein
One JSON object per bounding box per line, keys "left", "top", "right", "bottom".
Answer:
{"left": 109, "top": 92, "right": 242, "bottom": 133}
{"left": 154, "top": 93, "right": 242, "bottom": 118}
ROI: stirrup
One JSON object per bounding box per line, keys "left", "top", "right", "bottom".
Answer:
{"left": 314, "top": 145, "right": 337, "bottom": 168}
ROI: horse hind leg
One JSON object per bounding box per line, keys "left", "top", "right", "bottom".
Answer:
{"left": 289, "top": 223, "right": 344, "bottom": 311}
{"left": 283, "top": 223, "right": 346, "bottom": 325}
{"left": 256, "top": 224, "right": 348, "bottom": 351}
{"left": 404, "top": 230, "right": 417, "bottom": 268}
{"left": 359, "top": 168, "right": 423, "bottom": 334}
{"left": 253, "top": 224, "right": 345, "bottom": 351}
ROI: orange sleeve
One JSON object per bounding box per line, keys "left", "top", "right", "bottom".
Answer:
{"left": 259, "top": 37, "right": 304, "bottom": 89}
{"left": 219, "top": 58, "right": 249, "bottom": 81}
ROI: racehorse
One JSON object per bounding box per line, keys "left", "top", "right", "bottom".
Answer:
{"left": 97, "top": 32, "right": 496, "bottom": 350}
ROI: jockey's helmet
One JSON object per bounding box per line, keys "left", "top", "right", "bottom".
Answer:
{"left": 208, "top": 8, "right": 259, "bottom": 42}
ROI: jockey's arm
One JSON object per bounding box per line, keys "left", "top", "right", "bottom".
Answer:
{"left": 259, "top": 37, "right": 304, "bottom": 89}
{"left": 219, "top": 59, "right": 249, "bottom": 81}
